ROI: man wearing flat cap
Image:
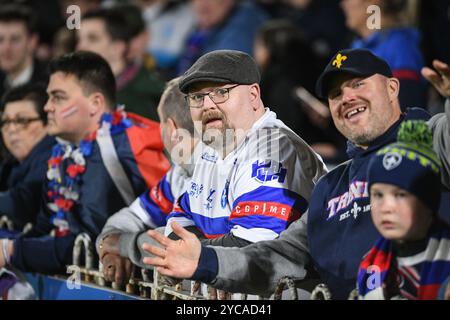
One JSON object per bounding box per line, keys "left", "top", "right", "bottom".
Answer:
{"left": 140, "top": 49, "right": 326, "bottom": 259}
{"left": 142, "top": 49, "right": 450, "bottom": 299}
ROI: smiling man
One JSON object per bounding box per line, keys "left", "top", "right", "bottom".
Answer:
{"left": 141, "top": 48, "right": 450, "bottom": 300}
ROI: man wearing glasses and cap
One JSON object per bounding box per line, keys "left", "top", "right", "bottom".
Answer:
{"left": 140, "top": 50, "right": 327, "bottom": 260}
{"left": 141, "top": 48, "right": 450, "bottom": 300}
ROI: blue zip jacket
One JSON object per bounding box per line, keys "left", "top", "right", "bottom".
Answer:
{"left": 0, "top": 135, "right": 55, "bottom": 229}
{"left": 9, "top": 115, "right": 170, "bottom": 274}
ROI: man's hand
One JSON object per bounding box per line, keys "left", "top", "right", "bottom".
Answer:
{"left": 422, "top": 60, "right": 450, "bottom": 98}
{"left": 99, "top": 233, "right": 121, "bottom": 259}
{"left": 141, "top": 222, "right": 201, "bottom": 279}
{"left": 101, "top": 253, "right": 133, "bottom": 287}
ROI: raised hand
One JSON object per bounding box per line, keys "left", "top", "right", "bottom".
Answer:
{"left": 421, "top": 60, "right": 450, "bottom": 98}
{"left": 141, "top": 222, "right": 201, "bottom": 279}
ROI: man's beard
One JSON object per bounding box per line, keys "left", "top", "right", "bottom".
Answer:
{"left": 201, "top": 111, "right": 235, "bottom": 154}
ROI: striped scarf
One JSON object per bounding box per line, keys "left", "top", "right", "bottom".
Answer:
{"left": 357, "top": 223, "right": 450, "bottom": 299}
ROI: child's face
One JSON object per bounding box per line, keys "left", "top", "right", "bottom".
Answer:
{"left": 370, "top": 183, "right": 433, "bottom": 242}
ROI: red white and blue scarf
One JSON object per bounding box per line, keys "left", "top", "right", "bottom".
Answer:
{"left": 46, "top": 108, "right": 132, "bottom": 237}
{"left": 357, "top": 222, "right": 450, "bottom": 299}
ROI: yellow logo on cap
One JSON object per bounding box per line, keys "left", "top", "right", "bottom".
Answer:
{"left": 332, "top": 53, "right": 347, "bottom": 68}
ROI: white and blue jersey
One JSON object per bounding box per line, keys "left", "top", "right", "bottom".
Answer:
{"left": 128, "top": 148, "right": 198, "bottom": 229}
{"left": 166, "top": 109, "right": 327, "bottom": 243}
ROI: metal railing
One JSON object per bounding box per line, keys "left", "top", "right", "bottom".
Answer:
{"left": 67, "top": 234, "right": 360, "bottom": 300}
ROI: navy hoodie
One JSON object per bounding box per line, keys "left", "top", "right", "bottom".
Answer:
{"left": 307, "top": 108, "right": 431, "bottom": 299}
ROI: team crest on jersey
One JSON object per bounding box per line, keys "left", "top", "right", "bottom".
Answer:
{"left": 382, "top": 152, "right": 402, "bottom": 170}
{"left": 251, "top": 160, "right": 287, "bottom": 183}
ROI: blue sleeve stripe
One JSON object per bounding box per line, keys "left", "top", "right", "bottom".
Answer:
{"left": 232, "top": 186, "right": 308, "bottom": 214}
{"left": 139, "top": 193, "right": 167, "bottom": 227}
{"left": 167, "top": 192, "right": 193, "bottom": 219}
{"left": 160, "top": 175, "right": 174, "bottom": 204}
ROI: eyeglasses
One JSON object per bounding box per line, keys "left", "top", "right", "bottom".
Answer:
{"left": 185, "top": 84, "right": 240, "bottom": 108}
{"left": 0, "top": 117, "right": 42, "bottom": 131}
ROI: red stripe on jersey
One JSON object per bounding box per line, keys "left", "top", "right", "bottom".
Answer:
{"left": 149, "top": 184, "right": 173, "bottom": 214}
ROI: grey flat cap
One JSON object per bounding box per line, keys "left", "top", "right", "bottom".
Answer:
{"left": 179, "top": 50, "right": 261, "bottom": 93}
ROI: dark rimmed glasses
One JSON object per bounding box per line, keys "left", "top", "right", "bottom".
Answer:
{"left": 0, "top": 117, "right": 42, "bottom": 131}
{"left": 185, "top": 84, "right": 240, "bottom": 108}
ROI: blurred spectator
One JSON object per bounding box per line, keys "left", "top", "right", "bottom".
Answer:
{"left": 281, "top": 0, "right": 350, "bottom": 70}
{"left": 0, "top": 0, "right": 65, "bottom": 62}
{"left": 77, "top": 8, "right": 165, "bottom": 121}
{"left": 0, "top": 4, "right": 49, "bottom": 102}
{"left": 0, "top": 51, "right": 169, "bottom": 275}
{"left": 341, "top": 0, "right": 427, "bottom": 109}
{"left": 112, "top": 3, "right": 152, "bottom": 67}
{"left": 0, "top": 83, "right": 55, "bottom": 230}
{"left": 254, "top": 19, "right": 347, "bottom": 163}
{"left": 52, "top": 0, "right": 104, "bottom": 59}
{"left": 138, "top": 0, "right": 196, "bottom": 78}
{"left": 177, "top": 0, "right": 269, "bottom": 74}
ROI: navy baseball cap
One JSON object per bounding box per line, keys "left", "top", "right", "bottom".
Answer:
{"left": 315, "top": 48, "right": 393, "bottom": 99}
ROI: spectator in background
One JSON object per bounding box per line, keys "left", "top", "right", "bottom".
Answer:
{"left": 0, "top": 51, "right": 169, "bottom": 275}
{"left": 0, "top": 84, "right": 55, "bottom": 230}
{"left": 0, "top": 4, "right": 49, "bottom": 102}
{"left": 138, "top": 0, "right": 196, "bottom": 79}
{"left": 254, "top": 19, "right": 347, "bottom": 163}
{"left": 52, "top": 0, "right": 103, "bottom": 59}
{"left": 77, "top": 8, "right": 165, "bottom": 121}
{"left": 341, "top": 0, "right": 427, "bottom": 109}
{"left": 282, "top": 0, "right": 350, "bottom": 71}
{"left": 177, "top": 0, "right": 269, "bottom": 74}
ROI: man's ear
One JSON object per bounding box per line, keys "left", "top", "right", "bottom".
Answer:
{"left": 167, "top": 117, "right": 179, "bottom": 143}
{"left": 249, "top": 84, "right": 261, "bottom": 110}
{"left": 387, "top": 77, "right": 400, "bottom": 101}
{"left": 88, "top": 92, "right": 106, "bottom": 116}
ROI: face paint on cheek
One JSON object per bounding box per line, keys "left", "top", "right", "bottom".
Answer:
{"left": 59, "top": 104, "right": 79, "bottom": 119}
